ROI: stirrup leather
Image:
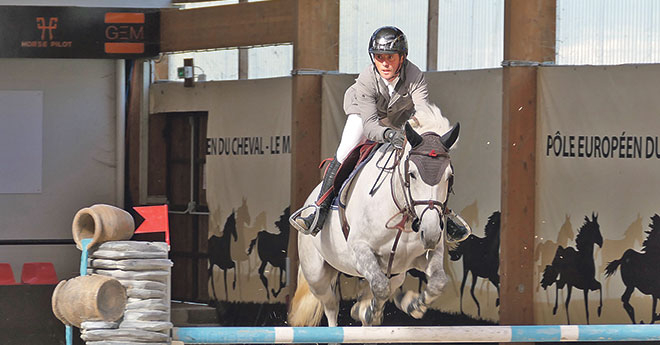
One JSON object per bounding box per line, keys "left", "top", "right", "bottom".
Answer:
{"left": 289, "top": 204, "right": 321, "bottom": 235}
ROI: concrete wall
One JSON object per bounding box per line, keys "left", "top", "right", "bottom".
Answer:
{"left": 0, "top": 58, "right": 119, "bottom": 281}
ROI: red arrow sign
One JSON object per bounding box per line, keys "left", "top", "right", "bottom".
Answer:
{"left": 133, "top": 205, "right": 170, "bottom": 246}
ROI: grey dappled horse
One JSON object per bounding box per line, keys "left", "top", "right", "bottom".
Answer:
{"left": 288, "top": 105, "right": 460, "bottom": 327}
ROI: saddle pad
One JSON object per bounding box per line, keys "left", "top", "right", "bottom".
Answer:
{"left": 331, "top": 141, "right": 380, "bottom": 208}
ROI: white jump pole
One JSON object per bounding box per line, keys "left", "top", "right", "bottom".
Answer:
{"left": 172, "top": 325, "right": 660, "bottom": 343}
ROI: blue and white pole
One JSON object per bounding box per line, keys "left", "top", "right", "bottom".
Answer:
{"left": 172, "top": 325, "right": 660, "bottom": 344}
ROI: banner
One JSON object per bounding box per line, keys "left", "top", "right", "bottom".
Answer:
{"left": 0, "top": 6, "right": 159, "bottom": 58}
{"left": 535, "top": 65, "right": 660, "bottom": 324}
{"left": 151, "top": 78, "right": 291, "bottom": 303}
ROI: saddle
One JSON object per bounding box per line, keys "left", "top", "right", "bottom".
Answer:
{"left": 327, "top": 140, "right": 381, "bottom": 239}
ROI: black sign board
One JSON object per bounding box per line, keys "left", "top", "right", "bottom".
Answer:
{"left": 0, "top": 6, "right": 159, "bottom": 59}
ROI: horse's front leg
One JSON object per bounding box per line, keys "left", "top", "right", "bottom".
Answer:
{"left": 349, "top": 241, "right": 390, "bottom": 326}
{"left": 395, "top": 248, "right": 448, "bottom": 319}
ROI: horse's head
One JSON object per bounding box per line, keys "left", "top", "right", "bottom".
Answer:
{"left": 576, "top": 212, "right": 602, "bottom": 250}
{"left": 236, "top": 197, "right": 251, "bottom": 226}
{"left": 401, "top": 119, "right": 460, "bottom": 250}
{"left": 225, "top": 210, "right": 239, "bottom": 242}
{"left": 275, "top": 206, "right": 291, "bottom": 235}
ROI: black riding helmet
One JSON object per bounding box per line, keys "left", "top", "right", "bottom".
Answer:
{"left": 368, "top": 26, "right": 408, "bottom": 75}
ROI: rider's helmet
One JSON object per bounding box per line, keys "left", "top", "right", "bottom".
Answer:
{"left": 368, "top": 26, "right": 408, "bottom": 57}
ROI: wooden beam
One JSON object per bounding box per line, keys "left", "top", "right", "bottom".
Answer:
{"left": 288, "top": 0, "right": 339, "bottom": 301}
{"left": 290, "top": 0, "right": 339, "bottom": 211}
{"left": 427, "top": 0, "right": 438, "bottom": 71}
{"left": 161, "top": 0, "right": 295, "bottom": 52}
{"left": 238, "top": 0, "right": 249, "bottom": 79}
{"left": 500, "top": 0, "right": 555, "bottom": 326}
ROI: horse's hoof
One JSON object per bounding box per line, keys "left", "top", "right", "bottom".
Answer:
{"left": 350, "top": 299, "right": 380, "bottom": 326}
{"left": 394, "top": 290, "right": 426, "bottom": 319}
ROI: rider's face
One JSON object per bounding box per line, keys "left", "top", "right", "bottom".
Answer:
{"left": 373, "top": 53, "right": 404, "bottom": 82}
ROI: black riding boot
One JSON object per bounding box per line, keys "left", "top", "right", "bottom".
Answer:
{"left": 296, "top": 158, "right": 341, "bottom": 235}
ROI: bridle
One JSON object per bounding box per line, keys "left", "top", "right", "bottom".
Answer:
{"left": 385, "top": 137, "right": 452, "bottom": 234}
{"left": 383, "top": 135, "right": 453, "bottom": 277}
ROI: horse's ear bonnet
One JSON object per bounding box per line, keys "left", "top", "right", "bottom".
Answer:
{"left": 409, "top": 133, "right": 451, "bottom": 186}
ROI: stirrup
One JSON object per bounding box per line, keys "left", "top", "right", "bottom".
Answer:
{"left": 289, "top": 204, "right": 321, "bottom": 235}
{"left": 445, "top": 210, "right": 472, "bottom": 243}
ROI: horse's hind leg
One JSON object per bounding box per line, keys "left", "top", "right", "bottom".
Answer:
{"left": 552, "top": 284, "right": 559, "bottom": 315}
{"left": 489, "top": 275, "right": 501, "bottom": 307}
{"left": 459, "top": 268, "right": 468, "bottom": 314}
{"left": 470, "top": 273, "right": 481, "bottom": 317}
{"left": 271, "top": 267, "right": 286, "bottom": 298}
{"left": 257, "top": 261, "right": 270, "bottom": 299}
{"left": 306, "top": 264, "right": 339, "bottom": 326}
{"left": 582, "top": 288, "right": 590, "bottom": 324}
{"left": 223, "top": 269, "right": 229, "bottom": 300}
{"left": 565, "top": 285, "right": 573, "bottom": 324}
{"left": 298, "top": 237, "right": 340, "bottom": 326}
{"left": 209, "top": 265, "right": 219, "bottom": 301}
{"left": 621, "top": 286, "right": 636, "bottom": 323}
{"left": 652, "top": 296, "right": 659, "bottom": 324}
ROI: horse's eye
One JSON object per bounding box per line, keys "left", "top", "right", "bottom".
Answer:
{"left": 409, "top": 172, "right": 416, "bottom": 180}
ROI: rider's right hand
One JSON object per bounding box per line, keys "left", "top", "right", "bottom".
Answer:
{"left": 384, "top": 129, "right": 405, "bottom": 149}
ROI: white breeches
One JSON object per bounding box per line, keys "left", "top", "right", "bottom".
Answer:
{"left": 336, "top": 114, "right": 365, "bottom": 163}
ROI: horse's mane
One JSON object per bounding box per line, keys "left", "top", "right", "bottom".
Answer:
{"left": 409, "top": 103, "right": 452, "bottom": 137}
{"left": 484, "top": 211, "right": 501, "bottom": 240}
{"left": 642, "top": 214, "right": 660, "bottom": 254}
{"left": 575, "top": 213, "right": 597, "bottom": 251}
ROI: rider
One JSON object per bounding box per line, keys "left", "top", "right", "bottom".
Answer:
{"left": 292, "top": 26, "right": 434, "bottom": 236}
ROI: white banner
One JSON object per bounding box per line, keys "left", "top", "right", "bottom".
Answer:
{"left": 152, "top": 78, "right": 292, "bottom": 303}
{"left": 536, "top": 65, "right": 660, "bottom": 324}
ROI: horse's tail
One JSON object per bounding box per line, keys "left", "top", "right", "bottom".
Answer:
{"left": 540, "top": 264, "right": 558, "bottom": 289}
{"left": 246, "top": 236, "right": 258, "bottom": 255}
{"left": 287, "top": 267, "right": 323, "bottom": 327}
{"left": 604, "top": 256, "right": 623, "bottom": 278}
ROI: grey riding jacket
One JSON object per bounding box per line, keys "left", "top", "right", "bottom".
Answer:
{"left": 343, "top": 60, "right": 431, "bottom": 142}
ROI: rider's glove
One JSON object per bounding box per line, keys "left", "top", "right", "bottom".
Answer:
{"left": 384, "top": 129, "right": 405, "bottom": 149}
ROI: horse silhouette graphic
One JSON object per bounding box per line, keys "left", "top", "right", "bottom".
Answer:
{"left": 449, "top": 211, "right": 500, "bottom": 317}
{"left": 534, "top": 215, "right": 575, "bottom": 292}
{"left": 541, "top": 213, "right": 603, "bottom": 324}
{"left": 208, "top": 210, "right": 238, "bottom": 301}
{"left": 605, "top": 214, "right": 660, "bottom": 324}
{"left": 247, "top": 206, "right": 291, "bottom": 300}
